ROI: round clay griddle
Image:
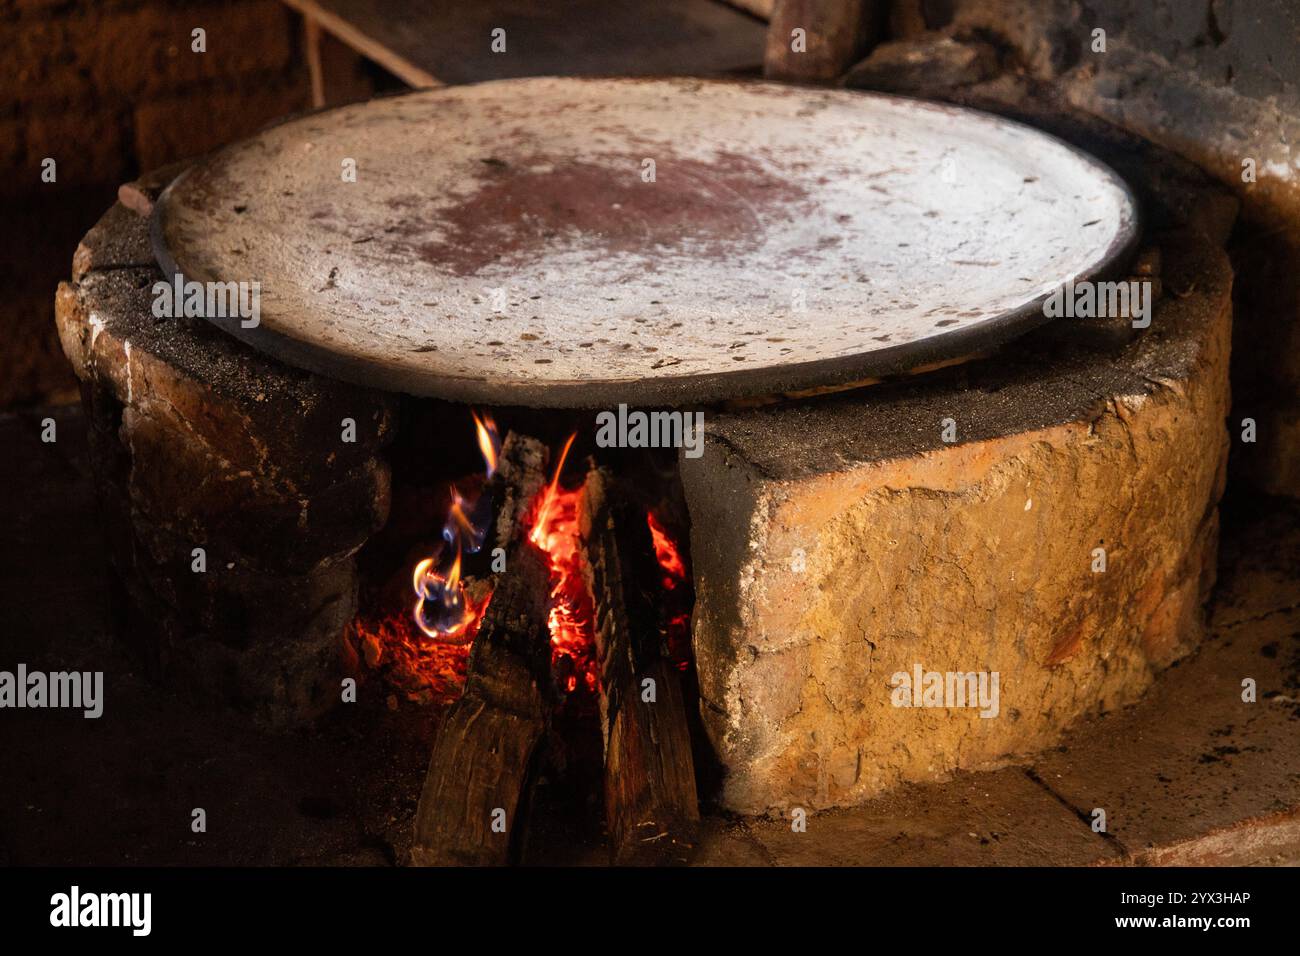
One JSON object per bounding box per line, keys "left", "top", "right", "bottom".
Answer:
{"left": 152, "top": 77, "right": 1139, "bottom": 407}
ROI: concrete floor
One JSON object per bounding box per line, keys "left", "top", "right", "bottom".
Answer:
{"left": 0, "top": 406, "right": 1296, "bottom": 866}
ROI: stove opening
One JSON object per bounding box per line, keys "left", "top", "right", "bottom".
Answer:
{"left": 350, "top": 402, "right": 696, "bottom": 713}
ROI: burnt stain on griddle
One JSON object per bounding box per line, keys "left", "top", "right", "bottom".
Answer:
{"left": 400, "top": 150, "right": 808, "bottom": 277}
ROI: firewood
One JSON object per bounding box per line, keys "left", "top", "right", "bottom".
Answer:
{"left": 581, "top": 469, "right": 700, "bottom": 865}
{"left": 410, "top": 433, "right": 551, "bottom": 866}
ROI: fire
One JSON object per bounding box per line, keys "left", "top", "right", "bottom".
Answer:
{"left": 444, "top": 485, "right": 490, "bottom": 553}
{"left": 412, "top": 410, "right": 498, "bottom": 642}
{"left": 647, "top": 510, "right": 693, "bottom": 671}
{"left": 526, "top": 433, "right": 599, "bottom": 695}
{"left": 411, "top": 551, "right": 486, "bottom": 643}
{"left": 473, "top": 410, "right": 500, "bottom": 478}
{"left": 646, "top": 510, "right": 687, "bottom": 589}
{"left": 366, "top": 418, "right": 695, "bottom": 705}
{"left": 529, "top": 432, "right": 575, "bottom": 548}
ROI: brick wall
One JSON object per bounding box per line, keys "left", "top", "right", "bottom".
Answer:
{"left": 1, "top": 0, "right": 312, "bottom": 408}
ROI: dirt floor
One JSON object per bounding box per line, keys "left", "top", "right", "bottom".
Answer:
{"left": 0, "top": 405, "right": 1296, "bottom": 866}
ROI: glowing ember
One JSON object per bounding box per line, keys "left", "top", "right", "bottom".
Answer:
{"left": 352, "top": 605, "right": 478, "bottom": 703}
{"left": 647, "top": 510, "right": 693, "bottom": 671}
{"left": 526, "top": 434, "right": 599, "bottom": 695}
{"left": 646, "top": 511, "right": 687, "bottom": 589}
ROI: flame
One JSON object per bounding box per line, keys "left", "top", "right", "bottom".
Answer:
{"left": 473, "top": 409, "right": 500, "bottom": 478}
{"left": 646, "top": 510, "right": 693, "bottom": 672}
{"left": 412, "top": 556, "right": 436, "bottom": 596}
{"left": 410, "top": 409, "right": 501, "bottom": 645}
{"left": 525, "top": 433, "right": 599, "bottom": 695}
{"left": 412, "top": 548, "right": 483, "bottom": 643}
{"left": 646, "top": 510, "right": 687, "bottom": 589}
{"left": 444, "top": 485, "right": 490, "bottom": 554}
{"left": 529, "top": 432, "right": 576, "bottom": 549}
{"left": 445, "top": 492, "right": 474, "bottom": 541}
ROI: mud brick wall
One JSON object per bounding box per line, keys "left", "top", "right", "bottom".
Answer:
{"left": 1, "top": 0, "right": 311, "bottom": 409}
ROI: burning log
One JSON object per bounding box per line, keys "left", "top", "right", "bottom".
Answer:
{"left": 581, "top": 469, "right": 700, "bottom": 865}
{"left": 410, "top": 432, "right": 552, "bottom": 866}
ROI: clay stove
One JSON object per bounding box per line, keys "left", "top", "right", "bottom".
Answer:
{"left": 54, "top": 77, "right": 1235, "bottom": 863}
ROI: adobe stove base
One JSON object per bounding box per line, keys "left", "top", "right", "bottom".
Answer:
{"left": 674, "top": 101, "right": 1241, "bottom": 815}
{"left": 683, "top": 226, "right": 1233, "bottom": 814}
{"left": 56, "top": 196, "right": 396, "bottom": 727}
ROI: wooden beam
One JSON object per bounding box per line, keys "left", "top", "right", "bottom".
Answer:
{"left": 304, "top": 14, "right": 327, "bottom": 109}
{"left": 280, "top": 0, "right": 764, "bottom": 87}
{"left": 281, "top": 0, "right": 443, "bottom": 88}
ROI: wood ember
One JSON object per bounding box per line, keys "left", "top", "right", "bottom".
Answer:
{"left": 580, "top": 468, "right": 700, "bottom": 865}
{"left": 410, "top": 433, "right": 553, "bottom": 866}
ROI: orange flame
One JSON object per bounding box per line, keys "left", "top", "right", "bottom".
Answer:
{"left": 529, "top": 432, "right": 576, "bottom": 551}
{"left": 646, "top": 510, "right": 687, "bottom": 588}
{"left": 525, "top": 433, "right": 599, "bottom": 695}
{"left": 412, "top": 550, "right": 460, "bottom": 601}
{"left": 647, "top": 510, "right": 693, "bottom": 672}
{"left": 473, "top": 409, "right": 500, "bottom": 478}
{"left": 444, "top": 487, "right": 477, "bottom": 543}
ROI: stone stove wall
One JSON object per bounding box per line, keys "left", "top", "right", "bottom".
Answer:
{"left": 55, "top": 190, "right": 395, "bottom": 726}
{"left": 681, "top": 152, "right": 1236, "bottom": 811}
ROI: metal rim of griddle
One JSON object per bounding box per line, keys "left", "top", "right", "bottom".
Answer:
{"left": 151, "top": 77, "right": 1141, "bottom": 409}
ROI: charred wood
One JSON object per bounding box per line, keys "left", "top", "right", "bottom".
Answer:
{"left": 410, "top": 433, "right": 551, "bottom": 866}
{"left": 581, "top": 469, "right": 700, "bottom": 865}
